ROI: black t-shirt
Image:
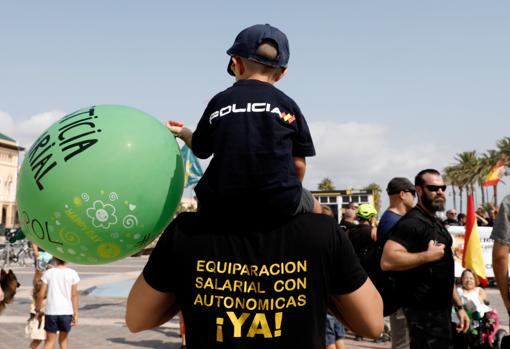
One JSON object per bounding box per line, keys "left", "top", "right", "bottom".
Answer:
{"left": 144, "top": 212, "right": 366, "bottom": 349}
{"left": 347, "top": 224, "right": 376, "bottom": 257}
{"left": 192, "top": 80, "right": 315, "bottom": 215}
{"left": 339, "top": 220, "right": 356, "bottom": 233}
{"left": 388, "top": 206, "right": 454, "bottom": 310}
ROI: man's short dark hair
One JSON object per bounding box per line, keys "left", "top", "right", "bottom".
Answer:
{"left": 415, "top": 169, "right": 441, "bottom": 186}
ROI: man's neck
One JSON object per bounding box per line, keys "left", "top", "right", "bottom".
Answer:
{"left": 417, "top": 202, "right": 436, "bottom": 217}
{"left": 387, "top": 201, "right": 408, "bottom": 216}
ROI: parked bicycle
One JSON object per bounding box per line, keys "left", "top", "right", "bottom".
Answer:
{"left": 0, "top": 231, "right": 35, "bottom": 267}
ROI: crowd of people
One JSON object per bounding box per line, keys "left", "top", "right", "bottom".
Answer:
{"left": 441, "top": 204, "right": 498, "bottom": 228}
{"left": 6, "top": 21, "right": 510, "bottom": 349}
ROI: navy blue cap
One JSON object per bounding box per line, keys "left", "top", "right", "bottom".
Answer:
{"left": 226, "top": 24, "right": 290, "bottom": 76}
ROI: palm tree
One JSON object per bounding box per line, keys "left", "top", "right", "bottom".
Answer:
{"left": 444, "top": 165, "right": 459, "bottom": 210}
{"left": 318, "top": 177, "right": 336, "bottom": 191}
{"left": 366, "top": 183, "right": 382, "bottom": 214}
{"left": 496, "top": 137, "right": 510, "bottom": 163}
{"left": 454, "top": 151, "right": 479, "bottom": 206}
{"left": 480, "top": 150, "right": 501, "bottom": 205}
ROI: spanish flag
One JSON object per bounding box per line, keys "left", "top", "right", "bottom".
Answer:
{"left": 483, "top": 160, "right": 506, "bottom": 187}
{"left": 462, "top": 193, "right": 488, "bottom": 286}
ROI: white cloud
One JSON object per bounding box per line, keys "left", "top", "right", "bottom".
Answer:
{"left": 0, "top": 110, "right": 65, "bottom": 150}
{"left": 304, "top": 121, "right": 451, "bottom": 192}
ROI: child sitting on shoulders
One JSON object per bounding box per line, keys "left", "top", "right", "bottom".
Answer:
{"left": 167, "top": 24, "right": 320, "bottom": 218}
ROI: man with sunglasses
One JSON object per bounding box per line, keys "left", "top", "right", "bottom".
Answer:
{"left": 381, "top": 169, "right": 469, "bottom": 349}
{"left": 376, "top": 177, "right": 415, "bottom": 349}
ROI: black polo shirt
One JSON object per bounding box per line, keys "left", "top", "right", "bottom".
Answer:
{"left": 192, "top": 80, "right": 315, "bottom": 215}
{"left": 388, "top": 206, "right": 454, "bottom": 310}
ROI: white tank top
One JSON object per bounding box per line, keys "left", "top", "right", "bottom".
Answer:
{"left": 457, "top": 287, "right": 491, "bottom": 317}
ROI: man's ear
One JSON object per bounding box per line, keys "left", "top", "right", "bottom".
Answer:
{"left": 231, "top": 56, "right": 245, "bottom": 75}
{"left": 274, "top": 67, "right": 288, "bottom": 82}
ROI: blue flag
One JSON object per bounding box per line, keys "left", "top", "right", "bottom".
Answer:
{"left": 181, "top": 144, "right": 204, "bottom": 188}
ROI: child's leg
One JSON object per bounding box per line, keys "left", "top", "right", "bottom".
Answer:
{"left": 295, "top": 188, "right": 322, "bottom": 215}
{"left": 57, "top": 331, "right": 69, "bottom": 349}
{"left": 43, "top": 332, "right": 57, "bottom": 349}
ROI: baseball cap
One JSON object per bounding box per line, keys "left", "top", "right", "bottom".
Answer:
{"left": 226, "top": 24, "right": 290, "bottom": 76}
{"left": 386, "top": 177, "right": 415, "bottom": 195}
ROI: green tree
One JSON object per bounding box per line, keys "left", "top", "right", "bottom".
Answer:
{"left": 318, "top": 177, "right": 335, "bottom": 191}
{"left": 497, "top": 137, "right": 510, "bottom": 163}
{"left": 366, "top": 182, "right": 382, "bottom": 214}
{"left": 454, "top": 151, "right": 479, "bottom": 205}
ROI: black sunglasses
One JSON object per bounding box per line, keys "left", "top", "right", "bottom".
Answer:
{"left": 424, "top": 184, "right": 447, "bottom": 192}
{"left": 403, "top": 189, "right": 416, "bottom": 197}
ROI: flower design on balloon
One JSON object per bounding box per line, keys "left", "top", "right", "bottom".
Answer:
{"left": 86, "top": 200, "right": 118, "bottom": 229}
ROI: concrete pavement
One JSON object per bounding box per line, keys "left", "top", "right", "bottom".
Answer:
{"left": 0, "top": 257, "right": 184, "bottom": 349}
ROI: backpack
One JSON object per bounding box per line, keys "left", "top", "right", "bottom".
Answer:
{"left": 350, "top": 229, "right": 401, "bottom": 317}
{"left": 362, "top": 243, "right": 402, "bottom": 316}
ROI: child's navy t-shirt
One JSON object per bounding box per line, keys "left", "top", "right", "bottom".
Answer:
{"left": 192, "top": 79, "right": 315, "bottom": 215}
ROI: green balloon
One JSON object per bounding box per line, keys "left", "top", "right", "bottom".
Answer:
{"left": 16, "top": 105, "right": 184, "bottom": 264}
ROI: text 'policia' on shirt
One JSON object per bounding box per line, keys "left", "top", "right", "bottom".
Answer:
{"left": 209, "top": 102, "right": 296, "bottom": 124}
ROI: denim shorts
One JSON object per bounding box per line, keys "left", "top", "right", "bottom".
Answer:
{"left": 44, "top": 315, "right": 73, "bottom": 333}
{"left": 325, "top": 314, "right": 346, "bottom": 344}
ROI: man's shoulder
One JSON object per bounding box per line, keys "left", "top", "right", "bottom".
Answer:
{"left": 171, "top": 212, "right": 335, "bottom": 235}
{"left": 391, "top": 208, "right": 426, "bottom": 231}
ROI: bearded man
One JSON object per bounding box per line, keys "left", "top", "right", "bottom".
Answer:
{"left": 381, "top": 169, "right": 469, "bottom": 349}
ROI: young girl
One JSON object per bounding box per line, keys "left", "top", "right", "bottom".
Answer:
{"left": 35, "top": 257, "right": 79, "bottom": 349}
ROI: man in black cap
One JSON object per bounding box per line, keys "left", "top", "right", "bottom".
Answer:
{"left": 377, "top": 177, "right": 415, "bottom": 349}
{"left": 377, "top": 177, "right": 416, "bottom": 243}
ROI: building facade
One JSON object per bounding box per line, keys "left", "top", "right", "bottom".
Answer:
{"left": 0, "top": 133, "right": 24, "bottom": 233}
{"left": 311, "top": 188, "right": 375, "bottom": 222}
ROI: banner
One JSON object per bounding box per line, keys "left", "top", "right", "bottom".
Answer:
{"left": 449, "top": 226, "right": 494, "bottom": 278}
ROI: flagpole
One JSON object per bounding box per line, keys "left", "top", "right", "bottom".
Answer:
{"left": 493, "top": 184, "right": 498, "bottom": 207}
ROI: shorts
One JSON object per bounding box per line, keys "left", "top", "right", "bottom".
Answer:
{"left": 293, "top": 188, "right": 315, "bottom": 215}
{"left": 325, "top": 314, "right": 346, "bottom": 345}
{"left": 44, "top": 315, "right": 73, "bottom": 333}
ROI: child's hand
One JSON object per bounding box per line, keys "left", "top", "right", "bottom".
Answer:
{"left": 165, "top": 120, "right": 184, "bottom": 137}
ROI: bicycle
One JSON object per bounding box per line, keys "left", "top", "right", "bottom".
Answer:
{"left": 0, "top": 238, "right": 35, "bottom": 268}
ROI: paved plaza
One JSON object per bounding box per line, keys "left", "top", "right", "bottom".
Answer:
{"left": 1, "top": 256, "right": 508, "bottom": 348}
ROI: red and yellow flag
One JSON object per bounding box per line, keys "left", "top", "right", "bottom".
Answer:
{"left": 483, "top": 160, "right": 505, "bottom": 187}
{"left": 462, "top": 193, "right": 488, "bottom": 286}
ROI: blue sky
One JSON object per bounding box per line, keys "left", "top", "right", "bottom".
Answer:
{"left": 1, "top": 1, "right": 509, "bottom": 211}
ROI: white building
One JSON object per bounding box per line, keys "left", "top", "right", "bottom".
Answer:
{"left": 311, "top": 188, "right": 375, "bottom": 223}
{"left": 0, "top": 133, "right": 24, "bottom": 233}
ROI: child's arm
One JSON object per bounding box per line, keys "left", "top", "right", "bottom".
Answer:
{"left": 165, "top": 121, "right": 193, "bottom": 148}
{"left": 35, "top": 282, "right": 47, "bottom": 318}
{"left": 71, "top": 283, "right": 79, "bottom": 326}
{"left": 293, "top": 156, "right": 306, "bottom": 182}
